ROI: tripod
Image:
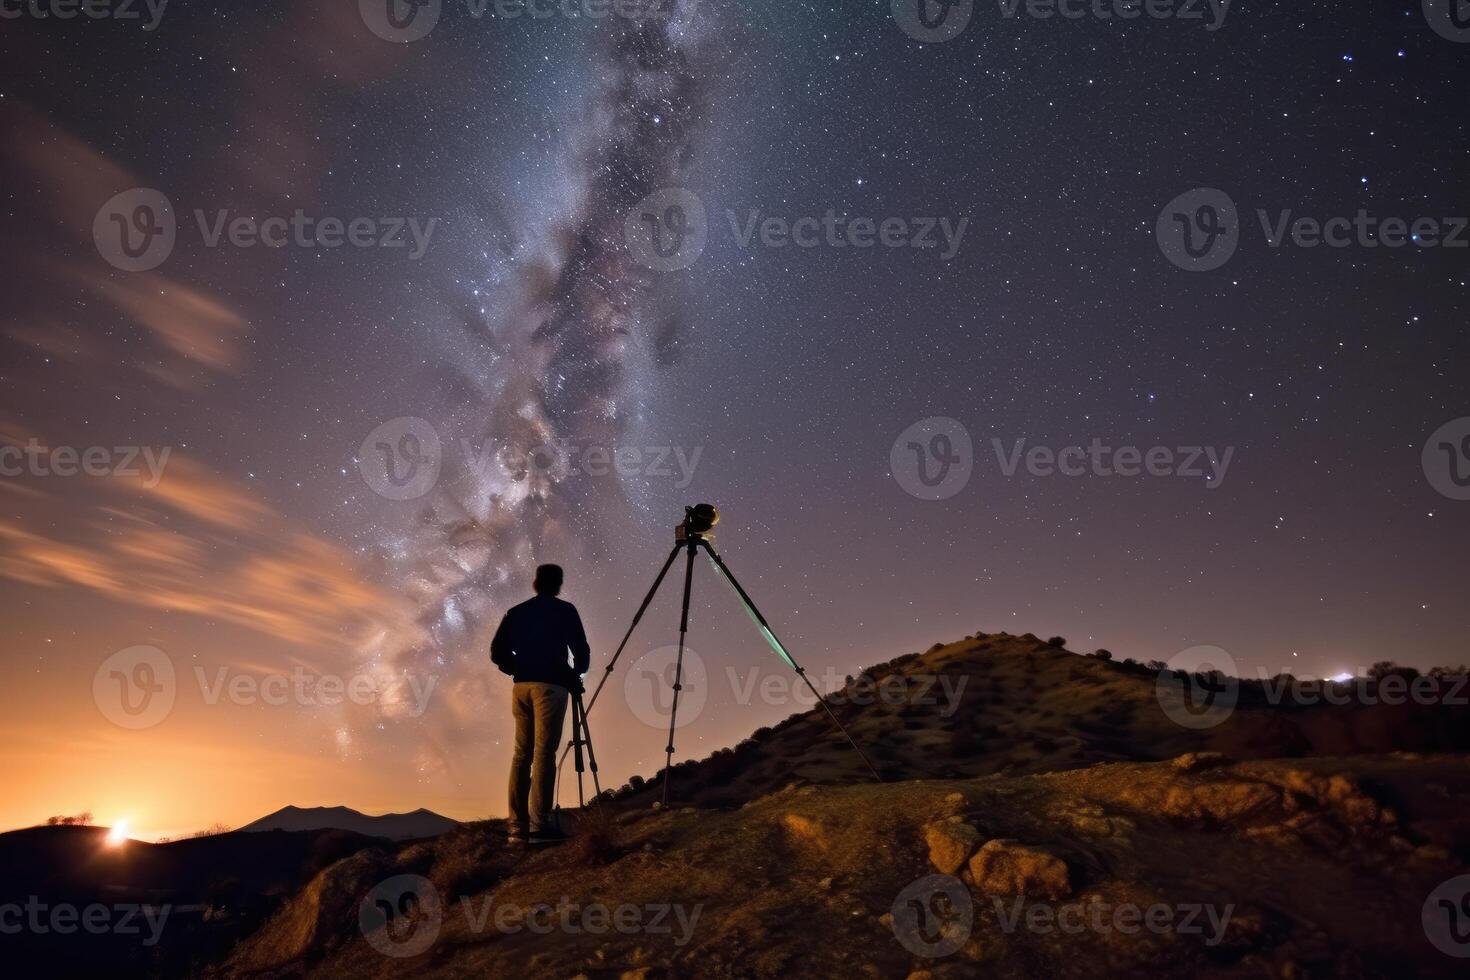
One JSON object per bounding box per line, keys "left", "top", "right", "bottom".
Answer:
{"left": 557, "top": 505, "right": 882, "bottom": 809}
{"left": 565, "top": 685, "right": 601, "bottom": 806}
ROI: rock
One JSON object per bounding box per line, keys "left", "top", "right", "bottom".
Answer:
{"left": 967, "top": 839, "right": 1071, "bottom": 900}
{"left": 782, "top": 813, "right": 828, "bottom": 849}
{"left": 1172, "top": 751, "right": 1230, "bottom": 772}
{"left": 924, "top": 821, "right": 982, "bottom": 875}
{"left": 1046, "top": 800, "right": 1134, "bottom": 838}
{"left": 1158, "top": 781, "right": 1281, "bottom": 823}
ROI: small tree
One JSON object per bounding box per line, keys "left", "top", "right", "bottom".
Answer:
{"left": 46, "top": 811, "right": 93, "bottom": 827}
{"left": 1092, "top": 649, "right": 1113, "bottom": 661}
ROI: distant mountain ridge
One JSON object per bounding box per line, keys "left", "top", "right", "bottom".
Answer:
{"left": 238, "top": 804, "right": 458, "bottom": 840}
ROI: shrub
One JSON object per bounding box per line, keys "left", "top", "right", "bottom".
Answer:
{"left": 1368, "top": 661, "right": 1420, "bottom": 682}
{"left": 1092, "top": 649, "right": 1113, "bottom": 661}
{"left": 1047, "top": 636, "right": 1067, "bottom": 648}
{"left": 565, "top": 806, "right": 623, "bottom": 867}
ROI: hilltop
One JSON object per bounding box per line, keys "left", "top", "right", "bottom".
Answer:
{"left": 211, "top": 633, "right": 1470, "bottom": 978}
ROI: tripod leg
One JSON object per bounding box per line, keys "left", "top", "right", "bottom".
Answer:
{"left": 699, "top": 540, "right": 884, "bottom": 783}
{"left": 585, "top": 541, "right": 683, "bottom": 716}
{"left": 576, "top": 691, "right": 602, "bottom": 799}
{"left": 661, "top": 543, "right": 698, "bottom": 807}
{"left": 570, "top": 693, "right": 586, "bottom": 808}
{"left": 555, "top": 541, "right": 682, "bottom": 805}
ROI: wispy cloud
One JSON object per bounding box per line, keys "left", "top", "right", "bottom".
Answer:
{"left": 0, "top": 456, "right": 407, "bottom": 650}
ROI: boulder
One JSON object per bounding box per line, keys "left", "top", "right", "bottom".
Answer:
{"left": 967, "top": 839, "right": 1071, "bottom": 900}
{"left": 924, "top": 820, "right": 982, "bottom": 874}
{"left": 1172, "top": 751, "right": 1231, "bottom": 773}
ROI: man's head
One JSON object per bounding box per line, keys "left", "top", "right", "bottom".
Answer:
{"left": 532, "top": 563, "right": 564, "bottom": 597}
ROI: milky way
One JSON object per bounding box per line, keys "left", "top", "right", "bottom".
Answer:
{"left": 361, "top": 3, "right": 712, "bottom": 747}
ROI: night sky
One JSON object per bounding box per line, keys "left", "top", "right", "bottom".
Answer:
{"left": 2, "top": 0, "right": 1468, "bottom": 838}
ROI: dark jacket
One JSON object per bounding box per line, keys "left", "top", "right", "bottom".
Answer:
{"left": 490, "top": 594, "right": 590, "bottom": 689}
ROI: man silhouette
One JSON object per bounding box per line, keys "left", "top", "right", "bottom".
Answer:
{"left": 490, "top": 564, "right": 590, "bottom": 845}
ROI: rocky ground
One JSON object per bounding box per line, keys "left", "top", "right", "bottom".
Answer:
{"left": 215, "top": 752, "right": 1470, "bottom": 978}
{"left": 210, "top": 635, "right": 1470, "bottom": 979}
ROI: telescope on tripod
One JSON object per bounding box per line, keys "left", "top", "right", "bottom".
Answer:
{"left": 558, "top": 504, "right": 882, "bottom": 812}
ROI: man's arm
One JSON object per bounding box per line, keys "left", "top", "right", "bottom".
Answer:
{"left": 568, "top": 607, "right": 591, "bottom": 677}
{"left": 490, "top": 609, "right": 516, "bottom": 676}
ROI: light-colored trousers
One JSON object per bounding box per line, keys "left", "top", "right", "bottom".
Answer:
{"left": 508, "top": 681, "right": 569, "bottom": 832}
